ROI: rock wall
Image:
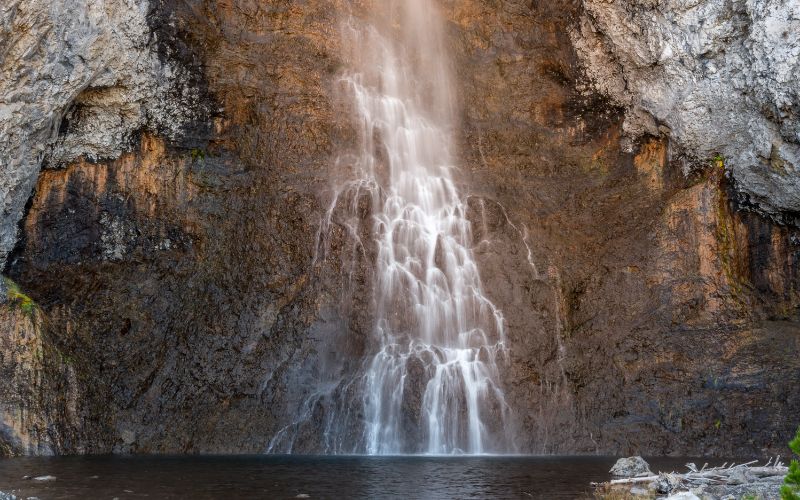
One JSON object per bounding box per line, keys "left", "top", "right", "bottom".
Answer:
{"left": 0, "top": 296, "right": 80, "bottom": 456}
{"left": 571, "top": 0, "right": 800, "bottom": 221}
{"left": 447, "top": 0, "right": 800, "bottom": 454}
{"left": 3, "top": 0, "right": 350, "bottom": 455}
{"left": 0, "top": 0, "right": 210, "bottom": 269}
{"left": 0, "top": 0, "right": 798, "bottom": 457}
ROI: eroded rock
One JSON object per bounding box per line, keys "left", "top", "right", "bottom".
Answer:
{"left": 572, "top": 0, "right": 800, "bottom": 220}
{"left": 0, "top": 0, "right": 210, "bottom": 268}
{"left": 0, "top": 300, "right": 78, "bottom": 457}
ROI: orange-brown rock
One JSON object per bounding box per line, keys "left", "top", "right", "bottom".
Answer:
{"left": 2, "top": 0, "right": 798, "bottom": 456}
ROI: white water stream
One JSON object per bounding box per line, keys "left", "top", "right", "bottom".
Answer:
{"left": 327, "top": 0, "right": 512, "bottom": 455}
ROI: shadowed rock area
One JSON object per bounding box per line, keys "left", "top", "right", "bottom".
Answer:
{"left": 1, "top": 0, "right": 799, "bottom": 457}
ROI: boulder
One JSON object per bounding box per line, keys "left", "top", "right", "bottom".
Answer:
{"left": 655, "top": 473, "right": 682, "bottom": 494}
{"left": 610, "top": 456, "right": 652, "bottom": 477}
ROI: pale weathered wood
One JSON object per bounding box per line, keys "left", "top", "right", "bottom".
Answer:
{"left": 596, "top": 459, "right": 788, "bottom": 490}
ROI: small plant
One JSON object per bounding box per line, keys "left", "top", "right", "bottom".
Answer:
{"left": 712, "top": 153, "right": 725, "bottom": 169}
{"left": 4, "top": 277, "right": 37, "bottom": 317}
{"left": 55, "top": 347, "right": 75, "bottom": 366}
{"left": 782, "top": 425, "right": 800, "bottom": 500}
{"left": 190, "top": 148, "right": 206, "bottom": 162}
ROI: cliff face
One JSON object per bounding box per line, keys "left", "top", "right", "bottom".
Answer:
{"left": 3, "top": 0, "right": 345, "bottom": 453}
{"left": 0, "top": 0, "right": 212, "bottom": 269}
{"left": 572, "top": 0, "right": 800, "bottom": 220}
{"left": 1, "top": 0, "right": 799, "bottom": 456}
{"left": 448, "top": 0, "right": 800, "bottom": 453}
{"left": 0, "top": 301, "right": 81, "bottom": 456}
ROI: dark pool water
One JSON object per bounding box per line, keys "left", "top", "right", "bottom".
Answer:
{"left": 0, "top": 455, "right": 729, "bottom": 499}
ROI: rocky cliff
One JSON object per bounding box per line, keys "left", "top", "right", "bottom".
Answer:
{"left": 1, "top": 0, "right": 798, "bottom": 457}
{"left": 572, "top": 0, "right": 800, "bottom": 220}
{"left": 0, "top": 0, "right": 212, "bottom": 271}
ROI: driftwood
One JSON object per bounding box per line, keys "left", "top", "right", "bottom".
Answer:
{"left": 592, "top": 458, "right": 788, "bottom": 494}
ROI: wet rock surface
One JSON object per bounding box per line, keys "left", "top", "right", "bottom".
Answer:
{"left": 0, "top": 300, "right": 79, "bottom": 456}
{"left": 0, "top": 0, "right": 799, "bottom": 456}
{"left": 451, "top": 0, "right": 800, "bottom": 455}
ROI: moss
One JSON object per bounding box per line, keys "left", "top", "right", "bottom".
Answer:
{"left": 4, "top": 276, "right": 38, "bottom": 317}
{"left": 782, "top": 425, "right": 800, "bottom": 500}
{"left": 712, "top": 153, "right": 725, "bottom": 169}
{"left": 714, "top": 191, "right": 746, "bottom": 299}
{"left": 54, "top": 346, "right": 75, "bottom": 366}
{"left": 190, "top": 147, "right": 207, "bottom": 162}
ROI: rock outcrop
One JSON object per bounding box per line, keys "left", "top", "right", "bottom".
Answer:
{"left": 571, "top": 0, "right": 800, "bottom": 221}
{"left": 0, "top": 0, "right": 210, "bottom": 269}
{"left": 0, "top": 0, "right": 798, "bottom": 457}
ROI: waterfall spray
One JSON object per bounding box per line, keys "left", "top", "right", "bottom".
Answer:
{"left": 319, "top": 0, "right": 514, "bottom": 455}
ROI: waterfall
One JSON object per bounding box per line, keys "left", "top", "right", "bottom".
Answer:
{"left": 317, "top": 0, "right": 514, "bottom": 455}
{"left": 273, "top": 0, "right": 517, "bottom": 456}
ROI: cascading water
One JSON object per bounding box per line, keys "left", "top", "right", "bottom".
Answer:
{"left": 321, "top": 0, "right": 514, "bottom": 455}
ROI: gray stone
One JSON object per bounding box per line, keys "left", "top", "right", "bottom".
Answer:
{"left": 666, "top": 492, "right": 700, "bottom": 500}
{"left": 655, "top": 473, "right": 682, "bottom": 494}
{"left": 727, "top": 467, "right": 754, "bottom": 485}
{"left": 120, "top": 429, "right": 136, "bottom": 446}
{"left": 0, "top": 0, "right": 208, "bottom": 269}
{"left": 571, "top": 0, "right": 800, "bottom": 220}
{"left": 610, "top": 456, "right": 653, "bottom": 477}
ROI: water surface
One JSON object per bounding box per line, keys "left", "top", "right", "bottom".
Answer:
{"left": 0, "top": 455, "right": 722, "bottom": 499}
